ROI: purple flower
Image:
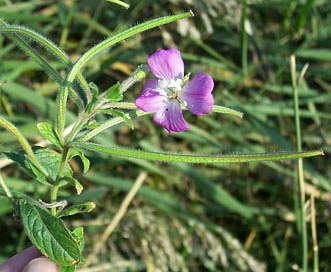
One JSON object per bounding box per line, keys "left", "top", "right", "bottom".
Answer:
{"left": 135, "top": 48, "right": 214, "bottom": 133}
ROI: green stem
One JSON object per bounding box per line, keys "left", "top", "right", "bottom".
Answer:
{"left": 79, "top": 117, "right": 130, "bottom": 143}
{"left": 65, "top": 112, "right": 89, "bottom": 144}
{"left": 0, "top": 171, "right": 13, "bottom": 200}
{"left": 57, "top": 146, "right": 70, "bottom": 180}
{"left": 74, "top": 142, "right": 323, "bottom": 164}
{"left": 79, "top": 110, "right": 150, "bottom": 143}
{"left": 241, "top": 0, "right": 248, "bottom": 77}
{"left": 291, "top": 55, "right": 307, "bottom": 272}
{"left": 50, "top": 185, "right": 60, "bottom": 216}
{"left": 56, "top": 11, "right": 193, "bottom": 138}
{"left": 50, "top": 147, "right": 70, "bottom": 217}
{"left": 66, "top": 99, "right": 108, "bottom": 144}
{"left": 101, "top": 102, "right": 139, "bottom": 110}
{"left": 310, "top": 194, "right": 319, "bottom": 272}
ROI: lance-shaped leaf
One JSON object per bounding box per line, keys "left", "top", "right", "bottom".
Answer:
{"left": 37, "top": 122, "right": 63, "bottom": 148}
{"left": 68, "top": 149, "right": 90, "bottom": 174}
{"left": 19, "top": 200, "right": 81, "bottom": 266}
{"left": 58, "top": 202, "right": 96, "bottom": 218}
{"left": 73, "top": 142, "right": 324, "bottom": 164}
{"left": 4, "top": 147, "right": 72, "bottom": 184}
{"left": 58, "top": 177, "right": 84, "bottom": 195}
{"left": 60, "top": 227, "right": 86, "bottom": 272}
{"left": 3, "top": 149, "right": 51, "bottom": 185}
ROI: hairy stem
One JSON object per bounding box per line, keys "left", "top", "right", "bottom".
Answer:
{"left": 0, "top": 171, "right": 13, "bottom": 200}
{"left": 75, "top": 142, "right": 324, "bottom": 164}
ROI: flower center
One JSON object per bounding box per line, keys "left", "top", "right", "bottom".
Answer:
{"left": 159, "top": 78, "right": 184, "bottom": 102}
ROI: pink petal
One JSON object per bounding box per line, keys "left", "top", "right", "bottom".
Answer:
{"left": 135, "top": 79, "right": 167, "bottom": 112}
{"left": 148, "top": 48, "right": 184, "bottom": 80}
{"left": 153, "top": 101, "right": 189, "bottom": 133}
{"left": 182, "top": 73, "right": 214, "bottom": 115}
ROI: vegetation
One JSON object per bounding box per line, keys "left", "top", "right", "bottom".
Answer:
{"left": 0, "top": 0, "right": 330, "bottom": 271}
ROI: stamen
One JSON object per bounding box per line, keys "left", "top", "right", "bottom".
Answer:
{"left": 158, "top": 78, "right": 184, "bottom": 101}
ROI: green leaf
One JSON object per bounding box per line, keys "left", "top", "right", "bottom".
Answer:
{"left": 68, "top": 149, "right": 90, "bottom": 173}
{"left": 59, "top": 177, "right": 84, "bottom": 195}
{"left": 27, "top": 159, "right": 51, "bottom": 185}
{"left": 37, "top": 122, "right": 63, "bottom": 148}
{"left": 74, "top": 142, "right": 324, "bottom": 164}
{"left": 297, "top": 48, "right": 331, "bottom": 61}
{"left": 32, "top": 147, "right": 72, "bottom": 184}
{"left": 57, "top": 202, "right": 96, "bottom": 218}
{"left": 35, "top": 147, "right": 72, "bottom": 179}
{"left": 105, "top": 82, "right": 123, "bottom": 102}
{"left": 61, "top": 227, "right": 85, "bottom": 271}
{"left": 3, "top": 149, "right": 51, "bottom": 185}
{"left": 60, "top": 265, "right": 75, "bottom": 272}
{"left": 3, "top": 147, "right": 73, "bottom": 184}
{"left": 19, "top": 200, "right": 81, "bottom": 266}
{"left": 212, "top": 105, "right": 244, "bottom": 119}
{"left": 71, "top": 227, "right": 85, "bottom": 253}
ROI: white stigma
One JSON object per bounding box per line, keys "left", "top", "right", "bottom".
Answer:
{"left": 158, "top": 77, "right": 184, "bottom": 102}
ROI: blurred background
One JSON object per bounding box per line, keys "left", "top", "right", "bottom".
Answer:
{"left": 0, "top": 0, "right": 330, "bottom": 271}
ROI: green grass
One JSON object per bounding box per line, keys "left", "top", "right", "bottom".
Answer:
{"left": 0, "top": 0, "right": 330, "bottom": 271}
